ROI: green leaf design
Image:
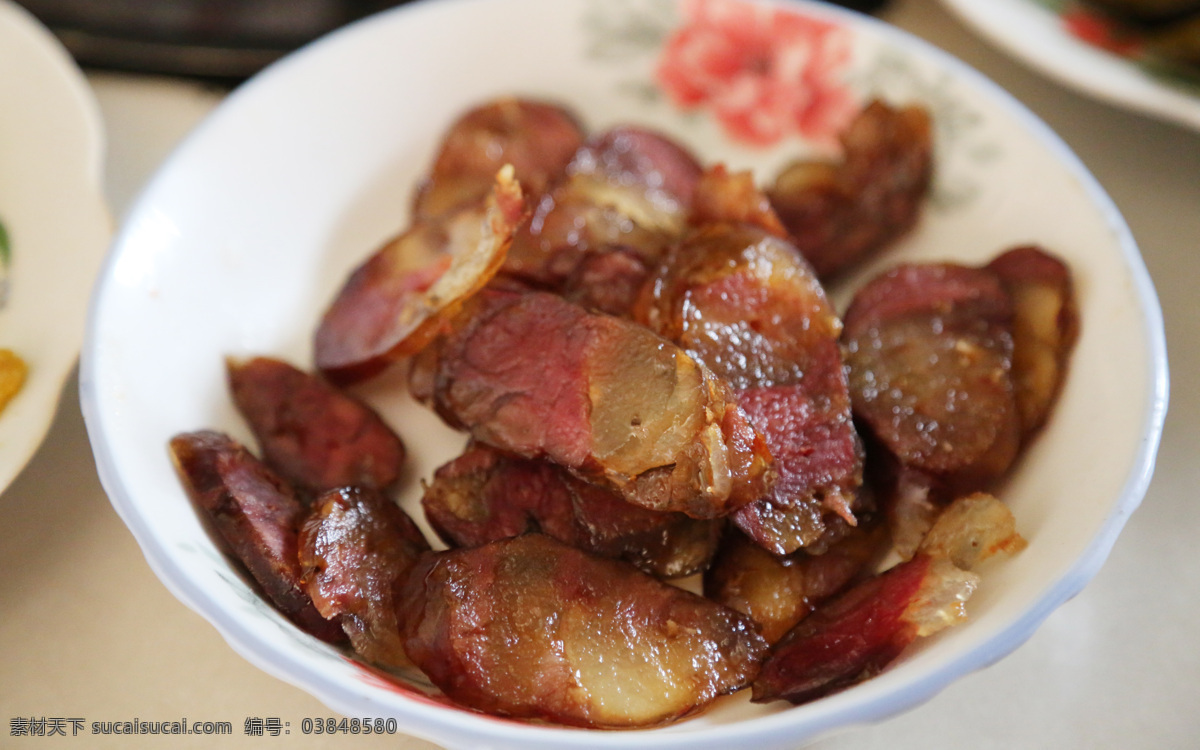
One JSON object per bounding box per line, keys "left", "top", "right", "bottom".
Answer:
{"left": 582, "top": 0, "right": 676, "bottom": 61}
{"left": 0, "top": 218, "right": 10, "bottom": 309}
{"left": 0, "top": 218, "right": 9, "bottom": 269}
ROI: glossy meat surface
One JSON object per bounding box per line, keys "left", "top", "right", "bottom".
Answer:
{"left": 752, "top": 553, "right": 976, "bottom": 704}
{"left": 168, "top": 430, "right": 344, "bottom": 643}
{"left": 398, "top": 534, "right": 767, "bottom": 727}
{"left": 412, "top": 98, "right": 583, "bottom": 221}
{"left": 768, "top": 99, "right": 932, "bottom": 279}
{"left": 504, "top": 126, "right": 702, "bottom": 287}
{"left": 843, "top": 262, "right": 1020, "bottom": 490}
{"left": 705, "top": 521, "right": 889, "bottom": 643}
{"left": 637, "top": 222, "right": 863, "bottom": 552}
{"left": 986, "top": 245, "right": 1079, "bottom": 437}
{"left": 227, "top": 356, "right": 406, "bottom": 496}
{"left": 422, "top": 443, "right": 721, "bottom": 578}
{"left": 689, "top": 164, "right": 788, "bottom": 237}
{"left": 298, "top": 487, "right": 431, "bottom": 669}
{"left": 429, "top": 290, "right": 773, "bottom": 518}
{"left": 315, "top": 169, "right": 525, "bottom": 385}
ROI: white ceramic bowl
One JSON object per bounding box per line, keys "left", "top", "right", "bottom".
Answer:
{"left": 0, "top": 0, "right": 109, "bottom": 496}
{"left": 80, "top": 0, "right": 1168, "bottom": 747}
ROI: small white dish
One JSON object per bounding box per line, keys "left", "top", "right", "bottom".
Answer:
{"left": 81, "top": 0, "right": 1168, "bottom": 747}
{"left": 0, "top": 0, "right": 109, "bottom": 496}
{"left": 940, "top": 0, "right": 1200, "bottom": 132}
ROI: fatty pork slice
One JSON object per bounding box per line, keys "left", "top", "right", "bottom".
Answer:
{"left": 688, "top": 164, "right": 789, "bottom": 237}
{"left": 411, "top": 97, "right": 584, "bottom": 221}
{"left": 767, "top": 99, "right": 933, "bottom": 280}
{"left": 704, "top": 520, "right": 889, "bottom": 643}
{"left": 985, "top": 245, "right": 1080, "bottom": 438}
{"left": 636, "top": 222, "right": 864, "bottom": 554}
{"left": 843, "top": 262, "right": 1020, "bottom": 493}
{"left": 751, "top": 552, "right": 976, "bottom": 705}
{"left": 314, "top": 168, "right": 525, "bottom": 385}
{"left": 398, "top": 533, "right": 768, "bottom": 728}
{"left": 917, "top": 491, "right": 1027, "bottom": 570}
{"left": 168, "top": 430, "right": 345, "bottom": 643}
{"left": 752, "top": 491, "right": 1025, "bottom": 705}
{"left": 506, "top": 125, "right": 703, "bottom": 291}
{"left": 227, "top": 356, "right": 406, "bottom": 497}
{"left": 298, "top": 486, "right": 431, "bottom": 670}
{"left": 422, "top": 443, "right": 721, "bottom": 579}
{"left": 429, "top": 290, "right": 773, "bottom": 519}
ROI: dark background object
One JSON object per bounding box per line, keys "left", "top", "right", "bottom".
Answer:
{"left": 15, "top": 0, "right": 410, "bottom": 79}
{"left": 830, "top": 0, "right": 892, "bottom": 12}
{"left": 15, "top": 0, "right": 891, "bottom": 80}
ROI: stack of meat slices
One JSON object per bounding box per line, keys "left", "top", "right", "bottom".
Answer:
{"left": 169, "top": 96, "right": 1079, "bottom": 727}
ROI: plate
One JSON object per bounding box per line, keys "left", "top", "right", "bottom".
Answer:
{"left": 0, "top": 0, "right": 109, "bottom": 496}
{"left": 80, "top": 0, "right": 1168, "bottom": 747}
{"left": 940, "top": 0, "right": 1200, "bottom": 132}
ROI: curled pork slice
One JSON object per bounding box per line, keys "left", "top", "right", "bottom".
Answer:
{"left": 751, "top": 553, "right": 977, "bottom": 705}
{"left": 843, "top": 262, "right": 1020, "bottom": 494}
{"left": 412, "top": 97, "right": 583, "bottom": 221}
{"left": 636, "top": 222, "right": 863, "bottom": 553}
{"left": 767, "top": 99, "right": 933, "bottom": 279}
{"left": 752, "top": 490, "right": 1025, "bottom": 705}
{"left": 227, "top": 356, "right": 406, "bottom": 497}
{"left": 398, "top": 533, "right": 767, "bottom": 727}
{"left": 986, "top": 245, "right": 1079, "bottom": 437}
{"left": 168, "top": 430, "right": 345, "bottom": 643}
{"left": 314, "top": 168, "right": 525, "bottom": 385}
{"left": 504, "top": 126, "right": 702, "bottom": 288}
{"left": 422, "top": 443, "right": 721, "bottom": 578}
{"left": 704, "top": 520, "right": 889, "bottom": 643}
{"left": 428, "top": 290, "right": 773, "bottom": 519}
{"left": 298, "top": 486, "right": 431, "bottom": 670}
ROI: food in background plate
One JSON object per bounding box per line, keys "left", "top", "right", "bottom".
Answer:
{"left": 0, "top": 349, "right": 27, "bottom": 414}
{"left": 1082, "top": 0, "right": 1200, "bottom": 23}
{"left": 1073, "top": 0, "right": 1200, "bottom": 70}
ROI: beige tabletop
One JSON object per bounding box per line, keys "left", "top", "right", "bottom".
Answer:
{"left": 2, "top": 1, "right": 1198, "bottom": 748}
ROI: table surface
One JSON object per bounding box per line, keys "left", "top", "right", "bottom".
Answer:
{"left": 2, "top": 1, "right": 1198, "bottom": 748}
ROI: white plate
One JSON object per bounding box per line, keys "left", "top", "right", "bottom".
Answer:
{"left": 940, "top": 0, "right": 1200, "bottom": 132}
{"left": 0, "top": 1, "right": 109, "bottom": 496}
{"left": 80, "top": 0, "right": 1168, "bottom": 748}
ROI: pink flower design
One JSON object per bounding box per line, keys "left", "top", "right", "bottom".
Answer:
{"left": 655, "top": 0, "right": 857, "bottom": 147}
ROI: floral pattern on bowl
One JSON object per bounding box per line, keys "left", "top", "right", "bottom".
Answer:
{"left": 583, "top": 0, "right": 994, "bottom": 207}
